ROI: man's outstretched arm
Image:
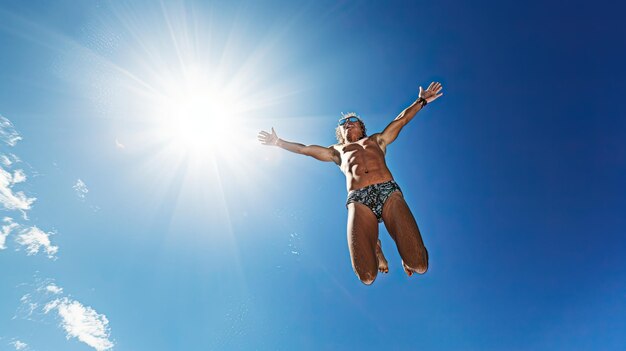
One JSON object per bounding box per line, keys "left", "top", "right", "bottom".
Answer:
{"left": 379, "top": 82, "right": 443, "bottom": 147}
{"left": 258, "top": 127, "right": 340, "bottom": 164}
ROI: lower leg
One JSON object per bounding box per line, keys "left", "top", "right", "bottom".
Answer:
{"left": 376, "top": 239, "right": 389, "bottom": 273}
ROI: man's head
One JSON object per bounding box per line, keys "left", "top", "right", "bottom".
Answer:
{"left": 336, "top": 112, "right": 367, "bottom": 144}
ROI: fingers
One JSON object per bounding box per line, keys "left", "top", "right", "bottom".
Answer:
{"left": 258, "top": 129, "right": 274, "bottom": 138}
{"left": 420, "top": 82, "right": 444, "bottom": 100}
{"left": 257, "top": 130, "right": 270, "bottom": 144}
{"left": 427, "top": 81, "right": 442, "bottom": 91}
{"left": 424, "top": 82, "right": 444, "bottom": 103}
{"left": 258, "top": 128, "right": 278, "bottom": 145}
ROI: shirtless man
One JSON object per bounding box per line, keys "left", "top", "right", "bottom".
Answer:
{"left": 258, "top": 82, "right": 443, "bottom": 285}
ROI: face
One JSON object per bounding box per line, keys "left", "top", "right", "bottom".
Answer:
{"left": 339, "top": 117, "right": 363, "bottom": 142}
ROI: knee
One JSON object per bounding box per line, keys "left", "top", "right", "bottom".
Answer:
{"left": 412, "top": 262, "right": 428, "bottom": 274}
{"left": 354, "top": 267, "right": 377, "bottom": 285}
{"left": 406, "top": 249, "right": 429, "bottom": 275}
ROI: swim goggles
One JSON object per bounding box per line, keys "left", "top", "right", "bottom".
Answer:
{"left": 338, "top": 116, "right": 361, "bottom": 126}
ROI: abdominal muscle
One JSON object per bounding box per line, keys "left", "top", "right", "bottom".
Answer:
{"left": 338, "top": 136, "right": 394, "bottom": 192}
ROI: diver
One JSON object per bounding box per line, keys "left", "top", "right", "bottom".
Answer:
{"left": 258, "top": 82, "right": 443, "bottom": 284}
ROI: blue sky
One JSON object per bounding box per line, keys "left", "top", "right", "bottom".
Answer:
{"left": 1, "top": 0, "right": 625, "bottom": 350}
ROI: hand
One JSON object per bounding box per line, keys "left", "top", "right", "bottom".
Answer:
{"left": 419, "top": 82, "right": 444, "bottom": 104}
{"left": 258, "top": 127, "right": 279, "bottom": 146}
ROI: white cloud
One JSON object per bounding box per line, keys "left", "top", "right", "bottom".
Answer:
{"left": 16, "top": 278, "right": 64, "bottom": 320}
{"left": 0, "top": 116, "right": 31, "bottom": 215}
{"left": 45, "top": 298, "right": 114, "bottom": 351}
{"left": 0, "top": 167, "right": 36, "bottom": 212}
{"left": 0, "top": 217, "right": 18, "bottom": 250}
{"left": 0, "top": 115, "right": 22, "bottom": 147}
{"left": 17, "top": 293, "right": 39, "bottom": 320}
{"left": 18, "top": 280, "right": 114, "bottom": 351}
{"left": 12, "top": 170, "right": 26, "bottom": 184}
{"left": 0, "top": 153, "right": 22, "bottom": 168}
{"left": 9, "top": 153, "right": 20, "bottom": 163}
{"left": 115, "top": 139, "right": 125, "bottom": 149}
{"left": 10, "top": 340, "right": 28, "bottom": 350}
{"left": 43, "top": 299, "right": 60, "bottom": 314}
{"left": 46, "top": 284, "right": 64, "bottom": 295}
{"left": 15, "top": 226, "right": 58, "bottom": 259}
{"left": 73, "top": 179, "right": 88, "bottom": 199}
{"left": 0, "top": 154, "right": 12, "bottom": 167}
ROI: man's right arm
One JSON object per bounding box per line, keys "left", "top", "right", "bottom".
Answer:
{"left": 258, "top": 128, "right": 340, "bottom": 165}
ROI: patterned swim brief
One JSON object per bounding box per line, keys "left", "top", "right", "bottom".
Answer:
{"left": 346, "top": 180, "right": 402, "bottom": 222}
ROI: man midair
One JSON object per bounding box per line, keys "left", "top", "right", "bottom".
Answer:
{"left": 258, "top": 82, "right": 443, "bottom": 284}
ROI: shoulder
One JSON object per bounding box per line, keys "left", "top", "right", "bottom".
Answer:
{"left": 329, "top": 143, "right": 342, "bottom": 151}
{"left": 368, "top": 133, "right": 384, "bottom": 145}
{"left": 367, "top": 133, "right": 388, "bottom": 153}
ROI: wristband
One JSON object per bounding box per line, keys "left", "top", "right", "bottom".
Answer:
{"left": 417, "top": 97, "right": 428, "bottom": 107}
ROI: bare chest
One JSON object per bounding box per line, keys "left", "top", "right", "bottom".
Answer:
{"left": 339, "top": 137, "right": 385, "bottom": 169}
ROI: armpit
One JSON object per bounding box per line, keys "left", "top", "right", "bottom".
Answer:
{"left": 371, "top": 133, "right": 385, "bottom": 146}
{"left": 328, "top": 145, "right": 341, "bottom": 165}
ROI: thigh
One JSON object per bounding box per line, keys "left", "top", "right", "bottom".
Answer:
{"left": 381, "top": 192, "right": 427, "bottom": 262}
{"left": 347, "top": 202, "right": 379, "bottom": 283}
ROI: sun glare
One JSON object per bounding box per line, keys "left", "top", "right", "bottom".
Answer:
{"left": 155, "top": 68, "right": 244, "bottom": 158}
{"left": 83, "top": 2, "right": 294, "bottom": 181}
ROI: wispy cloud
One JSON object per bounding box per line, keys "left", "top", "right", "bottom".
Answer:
{"left": 1, "top": 154, "right": 13, "bottom": 167}
{"left": 16, "top": 278, "right": 66, "bottom": 320}
{"left": 17, "top": 279, "right": 114, "bottom": 351}
{"left": 115, "top": 139, "right": 125, "bottom": 149}
{"left": 15, "top": 226, "right": 58, "bottom": 259}
{"left": 17, "top": 293, "right": 40, "bottom": 320}
{"left": 44, "top": 298, "right": 114, "bottom": 351}
{"left": 10, "top": 340, "right": 28, "bottom": 350}
{"left": 0, "top": 153, "right": 21, "bottom": 167}
{"left": 0, "top": 217, "right": 18, "bottom": 250}
{"left": 0, "top": 116, "right": 34, "bottom": 216}
{"left": 0, "top": 115, "right": 22, "bottom": 147}
{"left": 73, "top": 179, "right": 89, "bottom": 200}
{"left": 12, "top": 170, "right": 26, "bottom": 184}
{"left": 46, "top": 284, "right": 63, "bottom": 295}
{"left": 0, "top": 167, "right": 36, "bottom": 212}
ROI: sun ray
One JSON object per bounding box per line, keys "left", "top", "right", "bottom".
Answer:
{"left": 43, "top": 2, "right": 309, "bottom": 260}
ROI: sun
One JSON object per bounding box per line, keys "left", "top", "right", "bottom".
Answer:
{"left": 154, "top": 68, "right": 244, "bottom": 158}
{"left": 83, "top": 3, "right": 294, "bottom": 172}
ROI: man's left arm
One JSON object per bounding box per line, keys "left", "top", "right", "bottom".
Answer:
{"left": 379, "top": 82, "right": 443, "bottom": 147}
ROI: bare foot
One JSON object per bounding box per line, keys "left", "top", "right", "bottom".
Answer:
{"left": 376, "top": 240, "right": 389, "bottom": 273}
{"left": 402, "top": 261, "right": 414, "bottom": 277}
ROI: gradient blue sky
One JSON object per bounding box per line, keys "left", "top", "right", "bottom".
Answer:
{"left": 1, "top": 1, "right": 625, "bottom": 350}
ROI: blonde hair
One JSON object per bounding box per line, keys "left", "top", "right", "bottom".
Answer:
{"left": 335, "top": 112, "right": 367, "bottom": 144}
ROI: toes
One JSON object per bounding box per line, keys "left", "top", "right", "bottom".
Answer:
{"left": 402, "top": 261, "right": 414, "bottom": 277}
{"left": 378, "top": 260, "right": 389, "bottom": 274}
